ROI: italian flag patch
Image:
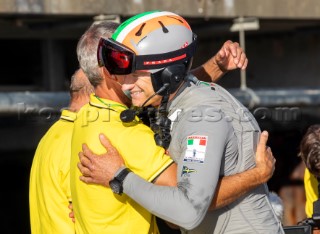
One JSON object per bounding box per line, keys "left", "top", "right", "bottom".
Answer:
{"left": 184, "top": 135, "right": 208, "bottom": 163}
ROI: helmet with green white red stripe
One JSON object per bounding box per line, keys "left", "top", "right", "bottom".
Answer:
{"left": 112, "top": 10, "right": 197, "bottom": 94}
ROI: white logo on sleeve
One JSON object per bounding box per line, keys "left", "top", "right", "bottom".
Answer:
{"left": 168, "top": 109, "right": 182, "bottom": 130}
{"left": 184, "top": 135, "right": 208, "bottom": 163}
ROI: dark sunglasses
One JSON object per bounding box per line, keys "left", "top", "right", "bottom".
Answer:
{"left": 97, "top": 34, "right": 197, "bottom": 75}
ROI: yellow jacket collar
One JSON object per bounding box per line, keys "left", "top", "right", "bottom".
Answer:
{"left": 89, "top": 94, "right": 128, "bottom": 111}
{"left": 60, "top": 109, "right": 77, "bottom": 122}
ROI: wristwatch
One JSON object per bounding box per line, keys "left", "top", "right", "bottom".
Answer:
{"left": 109, "top": 167, "right": 132, "bottom": 195}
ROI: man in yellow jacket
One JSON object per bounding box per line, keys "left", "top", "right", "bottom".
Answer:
{"left": 29, "top": 69, "right": 93, "bottom": 234}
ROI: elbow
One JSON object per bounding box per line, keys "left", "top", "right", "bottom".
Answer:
{"left": 175, "top": 208, "right": 206, "bottom": 230}
{"left": 171, "top": 193, "right": 211, "bottom": 230}
{"left": 151, "top": 206, "right": 203, "bottom": 230}
{"left": 180, "top": 198, "right": 211, "bottom": 229}
{"left": 180, "top": 213, "right": 203, "bottom": 230}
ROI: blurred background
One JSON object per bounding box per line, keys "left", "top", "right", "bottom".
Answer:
{"left": 1, "top": 0, "right": 320, "bottom": 233}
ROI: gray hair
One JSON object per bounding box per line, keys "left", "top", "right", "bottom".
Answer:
{"left": 76, "top": 21, "right": 119, "bottom": 87}
{"left": 69, "top": 68, "right": 94, "bottom": 97}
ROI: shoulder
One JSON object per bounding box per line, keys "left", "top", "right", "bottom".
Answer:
{"left": 173, "top": 105, "right": 234, "bottom": 147}
{"left": 181, "top": 105, "right": 232, "bottom": 128}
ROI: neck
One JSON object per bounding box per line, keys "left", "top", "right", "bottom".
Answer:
{"left": 68, "top": 96, "right": 90, "bottom": 112}
{"left": 68, "top": 105, "right": 79, "bottom": 113}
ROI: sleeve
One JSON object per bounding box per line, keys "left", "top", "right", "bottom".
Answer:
{"left": 123, "top": 107, "right": 233, "bottom": 230}
{"left": 117, "top": 122, "right": 174, "bottom": 182}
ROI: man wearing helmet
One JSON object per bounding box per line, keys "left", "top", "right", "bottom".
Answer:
{"left": 77, "top": 11, "right": 283, "bottom": 233}
{"left": 70, "top": 18, "right": 256, "bottom": 234}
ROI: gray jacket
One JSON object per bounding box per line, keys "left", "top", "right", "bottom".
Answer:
{"left": 123, "top": 76, "right": 284, "bottom": 234}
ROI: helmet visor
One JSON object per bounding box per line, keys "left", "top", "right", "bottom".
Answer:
{"left": 98, "top": 38, "right": 135, "bottom": 75}
{"left": 98, "top": 34, "right": 197, "bottom": 75}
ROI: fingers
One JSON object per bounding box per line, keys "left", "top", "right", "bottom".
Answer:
{"left": 79, "top": 175, "right": 95, "bottom": 184}
{"left": 242, "top": 57, "right": 248, "bottom": 70}
{"left": 266, "top": 146, "right": 276, "bottom": 163}
{"left": 78, "top": 149, "right": 102, "bottom": 184}
{"left": 216, "top": 47, "right": 226, "bottom": 61}
{"left": 68, "top": 203, "right": 75, "bottom": 223}
{"left": 254, "top": 131, "right": 276, "bottom": 182}
{"left": 223, "top": 40, "right": 249, "bottom": 69}
{"left": 265, "top": 145, "right": 276, "bottom": 174}
{"left": 231, "top": 43, "right": 246, "bottom": 68}
{"left": 224, "top": 41, "right": 239, "bottom": 58}
{"left": 99, "top": 133, "right": 119, "bottom": 155}
{"left": 77, "top": 161, "right": 92, "bottom": 176}
{"left": 231, "top": 42, "right": 239, "bottom": 57}
{"left": 223, "top": 40, "right": 236, "bottom": 56}
{"left": 69, "top": 211, "right": 74, "bottom": 218}
{"left": 260, "top": 131, "right": 276, "bottom": 164}
{"left": 69, "top": 213, "right": 75, "bottom": 223}
{"left": 82, "top": 143, "right": 94, "bottom": 161}
{"left": 258, "top": 131, "right": 269, "bottom": 149}
{"left": 237, "top": 52, "right": 248, "bottom": 69}
{"left": 216, "top": 40, "right": 235, "bottom": 62}
{"left": 99, "top": 133, "right": 113, "bottom": 152}
{"left": 78, "top": 151, "right": 93, "bottom": 171}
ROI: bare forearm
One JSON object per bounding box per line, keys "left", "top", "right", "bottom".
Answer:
{"left": 209, "top": 168, "right": 263, "bottom": 210}
{"left": 191, "top": 56, "right": 226, "bottom": 82}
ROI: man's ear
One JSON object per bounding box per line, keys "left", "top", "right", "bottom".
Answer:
{"left": 100, "top": 66, "right": 113, "bottom": 79}
{"left": 100, "top": 67, "right": 118, "bottom": 81}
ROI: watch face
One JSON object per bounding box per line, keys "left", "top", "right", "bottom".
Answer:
{"left": 109, "top": 179, "right": 122, "bottom": 194}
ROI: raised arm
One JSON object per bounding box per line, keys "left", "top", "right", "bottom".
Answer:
{"left": 210, "top": 131, "right": 275, "bottom": 209}
{"left": 191, "top": 40, "right": 248, "bottom": 82}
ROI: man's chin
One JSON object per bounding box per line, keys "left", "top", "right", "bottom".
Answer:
{"left": 132, "top": 98, "right": 159, "bottom": 107}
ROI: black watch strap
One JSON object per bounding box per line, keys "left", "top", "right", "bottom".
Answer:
{"left": 115, "top": 167, "right": 132, "bottom": 183}
{"left": 109, "top": 167, "right": 132, "bottom": 195}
